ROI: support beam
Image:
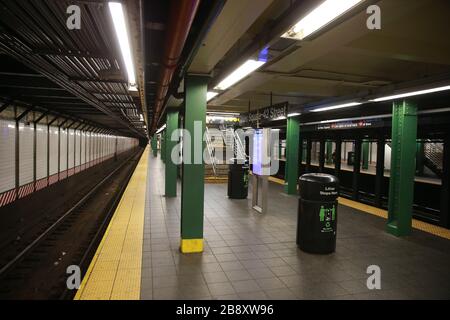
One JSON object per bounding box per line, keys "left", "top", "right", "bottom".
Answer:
{"left": 180, "top": 75, "right": 207, "bottom": 254}
{"left": 15, "top": 113, "right": 19, "bottom": 198}
{"left": 318, "top": 139, "right": 325, "bottom": 173}
{"left": 33, "top": 118, "right": 37, "bottom": 191}
{"left": 352, "top": 138, "right": 362, "bottom": 201}
{"left": 48, "top": 116, "right": 59, "bottom": 126}
{"left": 284, "top": 117, "right": 300, "bottom": 195}
{"left": 16, "top": 106, "right": 35, "bottom": 122}
{"left": 0, "top": 100, "right": 13, "bottom": 113}
{"left": 335, "top": 138, "right": 342, "bottom": 179}
{"left": 387, "top": 101, "right": 418, "bottom": 237}
{"left": 35, "top": 111, "right": 50, "bottom": 124}
{"left": 151, "top": 135, "right": 158, "bottom": 157}
{"left": 362, "top": 139, "right": 370, "bottom": 170}
{"left": 165, "top": 110, "right": 179, "bottom": 197}
{"left": 161, "top": 131, "right": 166, "bottom": 163}
{"left": 326, "top": 140, "right": 333, "bottom": 165}
{"left": 375, "top": 134, "right": 386, "bottom": 207}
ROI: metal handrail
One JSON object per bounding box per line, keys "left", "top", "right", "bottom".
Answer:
{"left": 234, "top": 130, "right": 247, "bottom": 161}
{"left": 205, "top": 127, "right": 217, "bottom": 177}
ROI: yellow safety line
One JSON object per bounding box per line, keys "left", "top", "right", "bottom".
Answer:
{"left": 269, "top": 176, "right": 450, "bottom": 240}
{"left": 74, "top": 147, "right": 149, "bottom": 300}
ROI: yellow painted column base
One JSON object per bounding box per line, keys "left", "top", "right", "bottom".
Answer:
{"left": 180, "top": 239, "right": 203, "bottom": 253}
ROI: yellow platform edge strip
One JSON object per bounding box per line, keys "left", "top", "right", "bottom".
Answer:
{"left": 268, "top": 176, "right": 450, "bottom": 240}
{"left": 74, "top": 147, "right": 149, "bottom": 300}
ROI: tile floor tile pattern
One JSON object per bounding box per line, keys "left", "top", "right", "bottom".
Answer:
{"left": 141, "top": 155, "right": 450, "bottom": 300}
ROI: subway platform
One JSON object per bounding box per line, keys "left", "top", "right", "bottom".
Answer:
{"left": 75, "top": 149, "right": 450, "bottom": 300}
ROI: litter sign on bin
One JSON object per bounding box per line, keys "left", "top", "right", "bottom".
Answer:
{"left": 319, "top": 205, "right": 336, "bottom": 234}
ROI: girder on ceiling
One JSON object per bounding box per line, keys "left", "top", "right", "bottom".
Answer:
{"left": 0, "top": 0, "right": 147, "bottom": 138}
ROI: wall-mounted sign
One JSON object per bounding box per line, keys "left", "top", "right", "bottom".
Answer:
{"left": 316, "top": 119, "right": 382, "bottom": 131}
{"left": 242, "top": 102, "right": 288, "bottom": 125}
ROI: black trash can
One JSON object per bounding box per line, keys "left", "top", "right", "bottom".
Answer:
{"left": 227, "top": 159, "right": 249, "bottom": 199}
{"left": 297, "top": 173, "right": 339, "bottom": 254}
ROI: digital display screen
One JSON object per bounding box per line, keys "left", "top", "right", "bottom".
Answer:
{"left": 252, "top": 129, "right": 263, "bottom": 175}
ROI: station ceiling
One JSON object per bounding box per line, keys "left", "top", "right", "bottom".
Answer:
{"left": 0, "top": 0, "right": 148, "bottom": 137}
{"left": 1, "top": 0, "right": 449, "bottom": 137}
{"left": 197, "top": 0, "right": 450, "bottom": 116}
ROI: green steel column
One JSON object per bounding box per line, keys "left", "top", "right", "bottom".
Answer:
{"left": 387, "top": 100, "right": 417, "bottom": 237}
{"left": 362, "top": 139, "right": 370, "bottom": 170}
{"left": 284, "top": 117, "right": 300, "bottom": 195}
{"left": 326, "top": 141, "right": 333, "bottom": 165}
{"left": 151, "top": 136, "right": 158, "bottom": 157}
{"left": 161, "top": 131, "right": 166, "bottom": 163}
{"left": 165, "top": 110, "right": 179, "bottom": 197}
{"left": 352, "top": 138, "right": 362, "bottom": 200}
{"left": 335, "top": 138, "right": 342, "bottom": 179}
{"left": 180, "top": 75, "right": 208, "bottom": 253}
{"left": 415, "top": 141, "right": 425, "bottom": 176}
{"left": 318, "top": 139, "right": 325, "bottom": 173}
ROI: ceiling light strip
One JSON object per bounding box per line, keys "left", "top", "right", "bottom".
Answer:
{"left": 109, "top": 2, "right": 137, "bottom": 90}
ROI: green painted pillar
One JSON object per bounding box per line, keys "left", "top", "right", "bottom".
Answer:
{"left": 362, "top": 139, "right": 370, "bottom": 170}
{"left": 161, "top": 131, "right": 166, "bottom": 163}
{"left": 284, "top": 117, "right": 300, "bottom": 195}
{"left": 180, "top": 75, "right": 208, "bottom": 253}
{"left": 326, "top": 141, "right": 333, "bottom": 164}
{"left": 165, "top": 110, "right": 179, "bottom": 197}
{"left": 302, "top": 141, "right": 307, "bottom": 163}
{"left": 387, "top": 100, "right": 417, "bottom": 237}
{"left": 416, "top": 141, "right": 425, "bottom": 176}
{"left": 151, "top": 135, "right": 158, "bottom": 157}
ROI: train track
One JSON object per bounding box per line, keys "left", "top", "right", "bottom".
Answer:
{"left": 0, "top": 149, "right": 144, "bottom": 300}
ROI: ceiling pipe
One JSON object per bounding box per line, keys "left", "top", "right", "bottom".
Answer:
{"left": 150, "top": 0, "right": 201, "bottom": 133}
{"left": 156, "top": 0, "right": 226, "bottom": 130}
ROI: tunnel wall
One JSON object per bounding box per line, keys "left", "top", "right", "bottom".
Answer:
{"left": 0, "top": 118, "right": 139, "bottom": 208}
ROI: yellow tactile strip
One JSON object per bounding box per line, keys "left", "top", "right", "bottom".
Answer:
{"left": 74, "top": 147, "right": 148, "bottom": 300}
{"left": 269, "top": 175, "right": 450, "bottom": 240}
{"left": 338, "top": 197, "right": 450, "bottom": 240}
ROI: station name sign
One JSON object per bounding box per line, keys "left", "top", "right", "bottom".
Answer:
{"left": 244, "top": 102, "right": 287, "bottom": 124}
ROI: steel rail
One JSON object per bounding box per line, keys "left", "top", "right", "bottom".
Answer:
{"left": 0, "top": 149, "right": 142, "bottom": 278}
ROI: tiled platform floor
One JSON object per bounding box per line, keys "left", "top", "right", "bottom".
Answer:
{"left": 140, "top": 154, "right": 450, "bottom": 300}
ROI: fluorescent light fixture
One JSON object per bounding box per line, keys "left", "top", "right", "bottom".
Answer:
{"left": 274, "top": 116, "right": 287, "bottom": 121}
{"left": 109, "top": 2, "right": 137, "bottom": 89}
{"left": 214, "top": 59, "right": 265, "bottom": 91}
{"left": 281, "top": 0, "right": 364, "bottom": 40}
{"left": 156, "top": 124, "right": 166, "bottom": 134}
{"left": 288, "top": 112, "right": 301, "bottom": 117}
{"left": 207, "top": 112, "right": 240, "bottom": 117}
{"left": 312, "top": 102, "right": 362, "bottom": 112}
{"left": 370, "top": 85, "right": 450, "bottom": 102}
{"left": 207, "top": 91, "right": 219, "bottom": 101}
{"left": 8, "top": 124, "right": 15, "bottom": 129}
{"left": 128, "top": 84, "right": 138, "bottom": 91}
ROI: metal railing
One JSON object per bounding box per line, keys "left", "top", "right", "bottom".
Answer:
{"left": 234, "top": 130, "right": 247, "bottom": 161}
{"left": 205, "top": 126, "right": 217, "bottom": 177}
